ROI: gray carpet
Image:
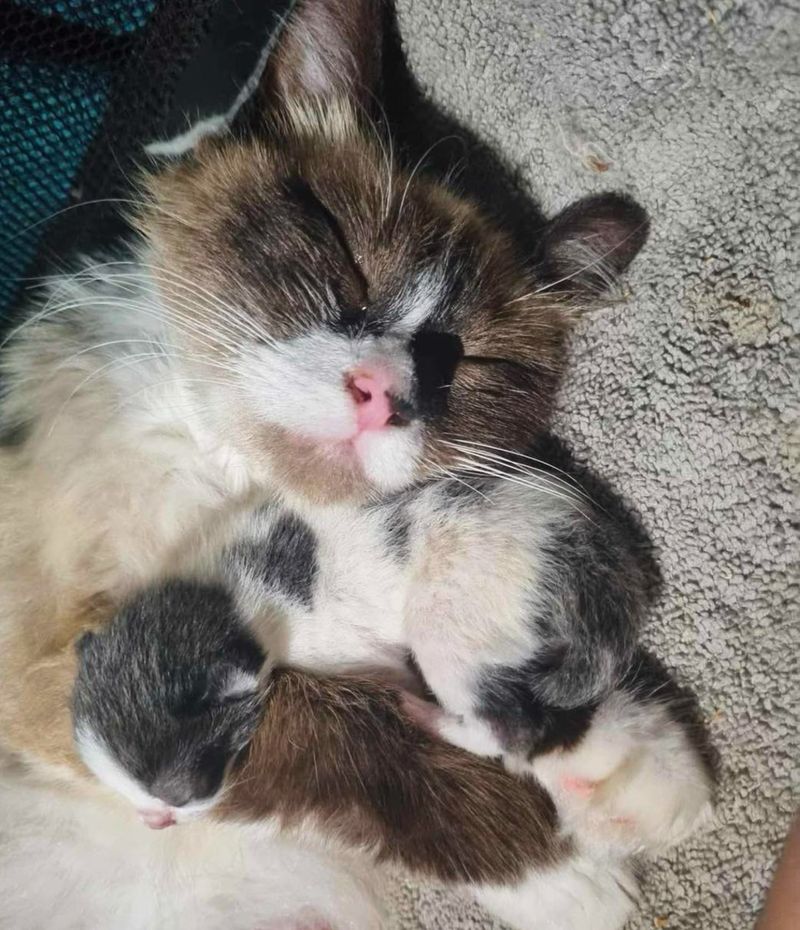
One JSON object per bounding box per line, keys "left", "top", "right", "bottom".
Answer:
{"left": 387, "top": 1, "right": 800, "bottom": 927}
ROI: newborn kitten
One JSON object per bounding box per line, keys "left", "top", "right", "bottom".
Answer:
{"left": 73, "top": 580, "right": 265, "bottom": 828}
{"left": 224, "top": 490, "right": 712, "bottom": 856}
{"left": 72, "top": 575, "right": 636, "bottom": 930}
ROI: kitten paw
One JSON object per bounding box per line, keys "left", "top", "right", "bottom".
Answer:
{"left": 532, "top": 692, "right": 714, "bottom": 854}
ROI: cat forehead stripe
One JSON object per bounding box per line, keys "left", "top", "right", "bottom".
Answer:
{"left": 394, "top": 268, "right": 449, "bottom": 331}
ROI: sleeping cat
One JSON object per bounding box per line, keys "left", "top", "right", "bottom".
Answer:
{"left": 0, "top": 0, "right": 712, "bottom": 927}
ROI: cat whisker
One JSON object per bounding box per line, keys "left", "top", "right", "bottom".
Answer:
{"left": 88, "top": 264, "right": 282, "bottom": 351}
{"left": 446, "top": 455, "right": 591, "bottom": 518}
{"left": 442, "top": 439, "right": 594, "bottom": 506}
{"left": 111, "top": 375, "right": 241, "bottom": 418}
{"left": 44, "top": 351, "right": 198, "bottom": 438}
{"left": 425, "top": 459, "right": 491, "bottom": 501}
{"left": 0, "top": 196, "right": 181, "bottom": 248}
{"left": 6, "top": 294, "right": 239, "bottom": 362}
{"left": 392, "top": 134, "right": 461, "bottom": 234}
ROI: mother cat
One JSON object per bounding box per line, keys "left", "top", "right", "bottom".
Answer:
{"left": 0, "top": 1, "right": 711, "bottom": 928}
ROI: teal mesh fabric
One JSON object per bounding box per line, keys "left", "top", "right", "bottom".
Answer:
{"left": 0, "top": 60, "right": 109, "bottom": 316}
{"left": 0, "top": 0, "right": 218, "bottom": 330}
{"left": 0, "top": 0, "right": 158, "bottom": 324}
{"left": 1, "top": 0, "right": 258, "bottom": 331}
{"left": 12, "top": 0, "right": 157, "bottom": 35}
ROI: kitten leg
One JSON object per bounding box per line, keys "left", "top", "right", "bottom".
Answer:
{"left": 419, "top": 671, "right": 713, "bottom": 855}
{"left": 531, "top": 688, "right": 714, "bottom": 855}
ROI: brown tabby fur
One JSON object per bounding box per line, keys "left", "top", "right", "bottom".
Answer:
{"left": 218, "top": 668, "right": 568, "bottom": 883}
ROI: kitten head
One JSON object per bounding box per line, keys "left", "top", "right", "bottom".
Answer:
{"left": 138, "top": 0, "right": 648, "bottom": 502}
{"left": 73, "top": 582, "right": 265, "bottom": 828}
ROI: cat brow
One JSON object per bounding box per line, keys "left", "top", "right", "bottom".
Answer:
{"left": 280, "top": 176, "right": 368, "bottom": 303}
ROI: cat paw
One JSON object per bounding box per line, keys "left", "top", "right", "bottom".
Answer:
{"left": 531, "top": 692, "right": 714, "bottom": 855}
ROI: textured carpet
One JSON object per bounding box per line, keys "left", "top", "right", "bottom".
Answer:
{"left": 386, "top": 1, "right": 800, "bottom": 928}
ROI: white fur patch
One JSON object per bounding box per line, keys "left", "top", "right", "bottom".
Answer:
{"left": 220, "top": 669, "right": 260, "bottom": 700}
{"left": 238, "top": 332, "right": 359, "bottom": 443}
{"left": 75, "top": 727, "right": 224, "bottom": 824}
{"left": 75, "top": 727, "right": 158, "bottom": 812}
{"left": 393, "top": 269, "right": 447, "bottom": 332}
{"left": 0, "top": 757, "right": 387, "bottom": 930}
{"left": 532, "top": 690, "right": 714, "bottom": 855}
{"left": 473, "top": 855, "right": 637, "bottom": 930}
{"left": 354, "top": 423, "right": 422, "bottom": 492}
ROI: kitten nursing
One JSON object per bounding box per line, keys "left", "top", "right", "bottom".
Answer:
{"left": 73, "top": 491, "right": 710, "bottom": 927}
{"left": 0, "top": 0, "right": 713, "bottom": 928}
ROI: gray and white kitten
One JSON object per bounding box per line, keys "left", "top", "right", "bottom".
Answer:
{"left": 0, "top": 0, "right": 712, "bottom": 927}
{"left": 73, "top": 580, "right": 266, "bottom": 828}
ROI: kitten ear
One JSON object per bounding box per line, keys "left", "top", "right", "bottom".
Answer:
{"left": 76, "top": 630, "right": 97, "bottom": 656}
{"left": 261, "top": 0, "right": 384, "bottom": 109}
{"left": 208, "top": 664, "right": 261, "bottom": 703}
{"left": 536, "top": 193, "right": 649, "bottom": 295}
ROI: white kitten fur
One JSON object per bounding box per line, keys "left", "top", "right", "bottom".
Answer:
{"left": 473, "top": 855, "right": 637, "bottom": 930}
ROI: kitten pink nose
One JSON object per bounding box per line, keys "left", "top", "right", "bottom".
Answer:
{"left": 138, "top": 809, "right": 176, "bottom": 830}
{"left": 346, "top": 370, "right": 396, "bottom": 431}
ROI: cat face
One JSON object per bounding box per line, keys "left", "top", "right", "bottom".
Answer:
{"left": 139, "top": 0, "right": 648, "bottom": 502}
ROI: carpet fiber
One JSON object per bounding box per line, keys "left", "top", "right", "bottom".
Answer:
{"left": 387, "top": 1, "right": 799, "bottom": 927}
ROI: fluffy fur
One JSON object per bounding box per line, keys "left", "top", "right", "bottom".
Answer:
{"left": 0, "top": 0, "right": 710, "bottom": 928}
{"left": 73, "top": 581, "right": 265, "bottom": 824}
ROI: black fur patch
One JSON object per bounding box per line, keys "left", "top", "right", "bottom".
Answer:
{"left": 477, "top": 664, "right": 596, "bottom": 757}
{"left": 438, "top": 473, "right": 494, "bottom": 503}
{"left": 384, "top": 505, "right": 411, "bottom": 561}
{"left": 230, "top": 513, "right": 318, "bottom": 607}
{"left": 0, "top": 418, "right": 32, "bottom": 448}
{"left": 527, "top": 510, "right": 644, "bottom": 707}
{"left": 410, "top": 330, "right": 464, "bottom": 419}
{"left": 473, "top": 506, "right": 644, "bottom": 757}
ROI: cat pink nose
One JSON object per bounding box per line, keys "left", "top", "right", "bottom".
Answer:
{"left": 346, "top": 371, "right": 396, "bottom": 431}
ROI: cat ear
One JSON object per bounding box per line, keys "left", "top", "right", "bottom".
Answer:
{"left": 261, "top": 0, "right": 384, "bottom": 110}
{"left": 536, "top": 193, "right": 649, "bottom": 295}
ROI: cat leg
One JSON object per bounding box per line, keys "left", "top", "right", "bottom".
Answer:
{"left": 472, "top": 854, "right": 637, "bottom": 930}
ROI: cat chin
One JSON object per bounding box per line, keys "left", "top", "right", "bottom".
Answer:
{"left": 251, "top": 424, "right": 423, "bottom": 503}
{"left": 351, "top": 426, "right": 422, "bottom": 493}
